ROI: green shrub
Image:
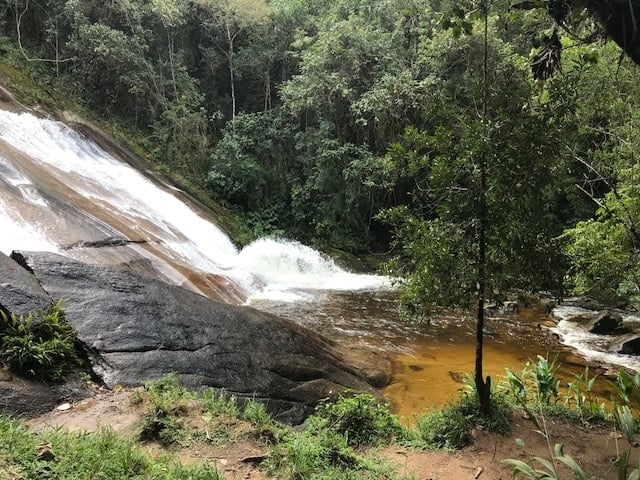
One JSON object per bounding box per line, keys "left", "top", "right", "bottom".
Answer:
{"left": 263, "top": 394, "right": 407, "bottom": 479}
{"left": 144, "top": 373, "right": 191, "bottom": 406}
{"left": 501, "top": 356, "right": 609, "bottom": 428}
{"left": 0, "top": 300, "right": 82, "bottom": 381}
{"left": 266, "top": 429, "right": 358, "bottom": 480}
{"left": 140, "top": 411, "right": 189, "bottom": 447}
{"left": 410, "top": 403, "right": 472, "bottom": 450}
{"left": 407, "top": 390, "right": 510, "bottom": 451}
{"left": 612, "top": 369, "right": 640, "bottom": 406}
{"left": 308, "top": 393, "right": 405, "bottom": 447}
{"left": 242, "top": 398, "right": 282, "bottom": 442}
{"left": 501, "top": 368, "right": 640, "bottom": 480}
{"left": 265, "top": 427, "right": 404, "bottom": 480}
{"left": 563, "top": 366, "right": 607, "bottom": 422}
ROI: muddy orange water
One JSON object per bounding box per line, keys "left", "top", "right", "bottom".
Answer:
{"left": 250, "top": 290, "right": 617, "bottom": 422}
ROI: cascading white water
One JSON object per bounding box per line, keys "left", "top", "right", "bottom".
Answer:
{"left": 551, "top": 305, "right": 640, "bottom": 372}
{"left": 0, "top": 201, "right": 59, "bottom": 254}
{"left": 0, "top": 111, "right": 239, "bottom": 268}
{"left": 0, "top": 109, "right": 390, "bottom": 302}
{"left": 237, "top": 238, "right": 391, "bottom": 301}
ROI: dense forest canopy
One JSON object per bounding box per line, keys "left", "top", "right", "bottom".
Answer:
{"left": 1, "top": 0, "right": 640, "bottom": 313}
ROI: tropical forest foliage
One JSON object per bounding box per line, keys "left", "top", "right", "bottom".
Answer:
{"left": 1, "top": 0, "right": 640, "bottom": 313}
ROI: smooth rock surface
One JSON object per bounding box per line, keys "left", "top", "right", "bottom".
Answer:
{"left": 13, "top": 251, "right": 389, "bottom": 422}
{"left": 587, "top": 310, "right": 623, "bottom": 334}
{"left": 0, "top": 373, "right": 92, "bottom": 418}
{"left": 0, "top": 251, "right": 52, "bottom": 317}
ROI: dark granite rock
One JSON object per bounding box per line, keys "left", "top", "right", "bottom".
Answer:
{"left": 615, "top": 335, "right": 640, "bottom": 356}
{"left": 0, "top": 251, "right": 52, "bottom": 317}
{"left": 587, "top": 310, "right": 623, "bottom": 335}
{"left": 0, "top": 372, "right": 92, "bottom": 418}
{"left": 15, "top": 251, "right": 390, "bottom": 423}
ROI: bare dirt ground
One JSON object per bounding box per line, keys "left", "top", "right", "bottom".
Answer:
{"left": 25, "top": 385, "right": 640, "bottom": 480}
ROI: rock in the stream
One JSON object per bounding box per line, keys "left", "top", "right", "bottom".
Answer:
{"left": 587, "top": 310, "right": 624, "bottom": 334}
{"left": 11, "top": 251, "right": 391, "bottom": 423}
{"left": 614, "top": 335, "right": 640, "bottom": 356}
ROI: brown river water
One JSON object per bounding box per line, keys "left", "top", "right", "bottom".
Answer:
{"left": 249, "top": 290, "right": 617, "bottom": 421}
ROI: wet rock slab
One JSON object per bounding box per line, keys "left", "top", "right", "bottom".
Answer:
{"left": 0, "top": 250, "right": 52, "bottom": 317}
{"left": 6, "top": 251, "right": 389, "bottom": 423}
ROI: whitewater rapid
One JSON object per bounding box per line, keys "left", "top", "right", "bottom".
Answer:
{"left": 0, "top": 110, "right": 390, "bottom": 302}
{"left": 551, "top": 305, "right": 640, "bottom": 372}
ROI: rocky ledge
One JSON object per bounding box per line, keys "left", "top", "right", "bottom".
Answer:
{"left": 0, "top": 250, "right": 391, "bottom": 423}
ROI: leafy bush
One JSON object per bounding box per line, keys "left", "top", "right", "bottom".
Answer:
{"left": 612, "top": 369, "right": 640, "bottom": 406}
{"left": 501, "top": 366, "right": 640, "bottom": 480}
{"left": 307, "top": 393, "right": 404, "bottom": 447}
{"left": 242, "top": 398, "right": 282, "bottom": 442}
{"left": 563, "top": 366, "right": 607, "bottom": 422}
{"left": 0, "top": 300, "right": 82, "bottom": 381}
{"left": 408, "top": 390, "right": 510, "bottom": 451}
{"left": 265, "top": 426, "right": 405, "bottom": 480}
{"left": 264, "top": 393, "right": 406, "bottom": 480}
{"left": 502, "top": 355, "right": 562, "bottom": 408}
{"left": 501, "top": 355, "right": 608, "bottom": 425}
{"left": 410, "top": 403, "right": 473, "bottom": 450}
{"left": 202, "top": 388, "right": 239, "bottom": 418}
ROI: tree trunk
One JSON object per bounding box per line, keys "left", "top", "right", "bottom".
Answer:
{"left": 168, "top": 30, "right": 177, "bottom": 98}
{"left": 475, "top": 146, "right": 491, "bottom": 415}
{"left": 226, "top": 22, "right": 236, "bottom": 123}
{"left": 476, "top": 0, "right": 491, "bottom": 416}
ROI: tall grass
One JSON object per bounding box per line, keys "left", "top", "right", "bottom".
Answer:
{"left": 500, "top": 356, "right": 640, "bottom": 480}
{"left": 0, "top": 415, "right": 224, "bottom": 479}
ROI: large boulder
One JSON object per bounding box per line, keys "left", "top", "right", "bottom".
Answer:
{"left": 587, "top": 310, "right": 623, "bottom": 334}
{"left": 0, "top": 250, "right": 52, "bottom": 317}
{"left": 12, "top": 251, "right": 390, "bottom": 423}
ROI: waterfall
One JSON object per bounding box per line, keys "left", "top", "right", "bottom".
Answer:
{"left": 0, "top": 110, "right": 390, "bottom": 303}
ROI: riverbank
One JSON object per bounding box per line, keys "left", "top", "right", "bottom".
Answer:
{"left": 18, "top": 376, "right": 638, "bottom": 480}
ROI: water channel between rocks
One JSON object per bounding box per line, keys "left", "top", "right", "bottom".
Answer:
{"left": 249, "top": 290, "right": 620, "bottom": 422}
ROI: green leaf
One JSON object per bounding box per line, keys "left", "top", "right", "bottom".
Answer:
{"left": 556, "top": 455, "right": 588, "bottom": 480}
{"left": 502, "top": 458, "right": 541, "bottom": 477}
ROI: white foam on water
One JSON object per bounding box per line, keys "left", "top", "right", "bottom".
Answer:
{"left": 0, "top": 110, "right": 393, "bottom": 301}
{"left": 551, "top": 305, "right": 640, "bottom": 372}
{"left": 238, "top": 238, "right": 393, "bottom": 302}
{"left": 0, "top": 202, "right": 60, "bottom": 255}
{"left": 0, "top": 111, "right": 239, "bottom": 272}
{"left": 0, "top": 155, "right": 48, "bottom": 207}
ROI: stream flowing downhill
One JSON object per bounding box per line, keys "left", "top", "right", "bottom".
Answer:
{"left": 2, "top": 109, "right": 640, "bottom": 420}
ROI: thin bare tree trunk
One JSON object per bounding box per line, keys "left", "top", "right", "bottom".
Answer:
{"left": 475, "top": 0, "right": 491, "bottom": 415}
